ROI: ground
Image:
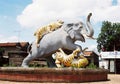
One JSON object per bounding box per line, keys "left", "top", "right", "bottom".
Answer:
{"left": 0, "top": 74, "right": 119, "bottom": 84}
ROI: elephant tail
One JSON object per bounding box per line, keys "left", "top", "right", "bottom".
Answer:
{"left": 27, "top": 42, "right": 33, "bottom": 54}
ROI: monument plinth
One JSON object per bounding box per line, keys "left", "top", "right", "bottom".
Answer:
{"left": 0, "top": 67, "right": 108, "bottom": 83}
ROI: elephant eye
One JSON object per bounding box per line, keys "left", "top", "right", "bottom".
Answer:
{"left": 67, "top": 23, "right": 74, "bottom": 27}
{"left": 75, "top": 23, "right": 79, "bottom": 26}
{"left": 79, "top": 25, "right": 83, "bottom": 28}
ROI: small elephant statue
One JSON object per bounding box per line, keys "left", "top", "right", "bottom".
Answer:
{"left": 21, "top": 13, "right": 94, "bottom": 67}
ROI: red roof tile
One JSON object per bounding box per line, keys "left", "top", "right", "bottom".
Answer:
{"left": 84, "top": 51, "right": 93, "bottom": 56}
{"left": 0, "top": 42, "right": 29, "bottom": 47}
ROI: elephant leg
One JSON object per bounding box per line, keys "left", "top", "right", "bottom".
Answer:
{"left": 21, "top": 54, "right": 35, "bottom": 67}
{"left": 46, "top": 56, "right": 57, "bottom": 68}
{"left": 65, "top": 38, "right": 83, "bottom": 51}
{"left": 64, "top": 38, "right": 84, "bottom": 57}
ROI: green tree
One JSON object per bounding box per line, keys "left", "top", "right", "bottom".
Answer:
{"left": 97, "top": 21, "right": 120, "bottom": 52}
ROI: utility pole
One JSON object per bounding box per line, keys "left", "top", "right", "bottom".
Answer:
{"left": 114, "top": 44, "right": 117, "bottom": 74}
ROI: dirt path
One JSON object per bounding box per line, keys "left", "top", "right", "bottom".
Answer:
{"left": 0, "top": 74, "right": 120, "bottom": 84}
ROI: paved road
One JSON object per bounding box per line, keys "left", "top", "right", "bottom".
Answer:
{"left": 0, "top": 74, "right": 120, "bottom": 84}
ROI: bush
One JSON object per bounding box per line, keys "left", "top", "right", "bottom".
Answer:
{"left": 86, "top": 63, "right": 97, "bottom": 69}
{"left": 29, "top": 62, "right": 48, "bottom": 68}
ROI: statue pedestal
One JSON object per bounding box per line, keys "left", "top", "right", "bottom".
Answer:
{"left": 0, "top": 67, "right": 108, "bottom": 83}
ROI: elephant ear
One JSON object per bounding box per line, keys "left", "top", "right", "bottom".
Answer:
{"left": 64, "top": 23, "right": 74, "bottom": 32}
{"left": 68, "top": 30, "right": 75, "bottom": 39}
{"left": 64, "top": 23, "right": 75, "bottom": 39}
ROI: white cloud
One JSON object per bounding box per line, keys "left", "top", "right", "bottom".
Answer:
{"left": 0, "top": 35, "right": 19, "bottom": 43}
{"left": 76, "top": 39, "right": 100, "bottom": 55}
{"left": 87, "top": 44, "right": 100, "bottom": 55}
{"left": 87, "top": 45, "right": 97, "bottom": 51}
{"left": 118, "top": 0, "right": 120, "bottom": 5}
{"left": 17, "top": 0, "right": 120, "bottom": 28}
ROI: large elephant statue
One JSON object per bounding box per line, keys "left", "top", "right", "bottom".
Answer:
{"left": 21, "top": 13, "right": 94, "bottom": 67}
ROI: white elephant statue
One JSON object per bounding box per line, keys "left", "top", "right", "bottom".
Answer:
{"left": 21, "top": 13, "right": 94, "bottom": 67}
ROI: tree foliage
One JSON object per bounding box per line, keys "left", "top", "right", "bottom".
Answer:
{"left": 97, "top": 21, "right": 120, "bottom": 52}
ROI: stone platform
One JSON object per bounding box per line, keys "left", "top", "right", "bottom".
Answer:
{"left": 0, "top": 67, "right": 108, "bottom": 83}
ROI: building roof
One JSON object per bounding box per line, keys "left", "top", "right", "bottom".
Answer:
{"left": 84, "top": 51, "right": 93, "bottom": 56}
{"left": 100, "top": 51, "right": 120, "bottom": 59}
{"left": 84, "top": 51, "right": 100, "bottom": 57}
{"left": 0, "top": 42, "right": 29, "bottom": 47}
{"left": 0, "top": 42, "right": 97, "bottom": 56}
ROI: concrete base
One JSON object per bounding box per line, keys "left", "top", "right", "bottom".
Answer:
{"left": 0, "top": 67, "right": 108, "bottom": 83}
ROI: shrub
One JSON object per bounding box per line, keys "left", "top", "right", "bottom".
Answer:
{"left": 86, "top": 63, "right": 97, "bottom": 69}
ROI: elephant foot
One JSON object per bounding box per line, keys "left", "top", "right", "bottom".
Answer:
{"left": 21, "top": 63, "right": 29, "bottom": 68}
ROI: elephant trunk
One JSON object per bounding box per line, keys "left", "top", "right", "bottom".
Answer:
{"left": 86, "top": 13, "right": 94, "bottom": 38}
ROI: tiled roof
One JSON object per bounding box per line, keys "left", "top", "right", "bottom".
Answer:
{"left": 0, "top": 42, "right": 95, "bottom": 56}
{"left": 84, "top": 51, "right": 93, "bottom": 56}
{"left": 0, "top": 42, "right": 29, "bottom": 47}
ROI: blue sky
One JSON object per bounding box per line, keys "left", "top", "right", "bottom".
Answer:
{"left": 0, "top": 0, "right": 33, "bottom": 42}
{"left": 0, "top": 0, "right": 120, "bottom": 52}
